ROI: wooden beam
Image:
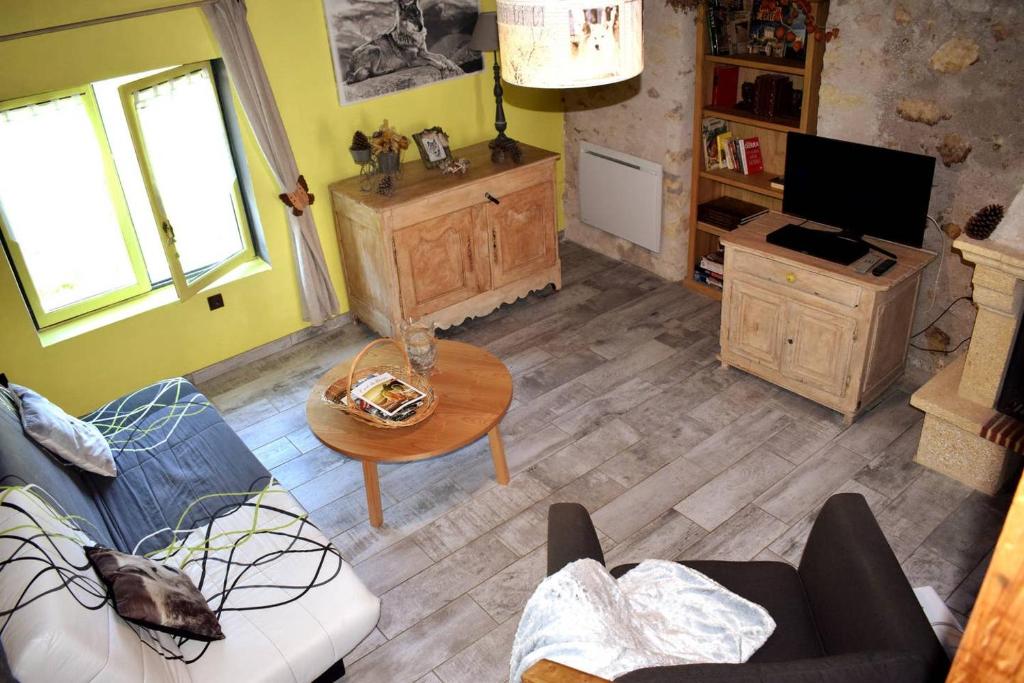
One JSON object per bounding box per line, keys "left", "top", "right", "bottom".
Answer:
{"left": 947, "top": 472, "right": 1024, "bottom": 682}
{"left": 0, "top": 1, "right": 215, "bottom": 43}
{"left": 522, "top": 660, "right": 610, "bottom": 683}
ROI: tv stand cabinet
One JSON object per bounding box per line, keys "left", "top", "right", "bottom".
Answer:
{"left": 719, "top": 212, "right": 935, "bottom": 425}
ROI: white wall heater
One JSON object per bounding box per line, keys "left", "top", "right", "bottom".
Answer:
{"left": 578, "top": 141, "right": 663, "bottom": 253}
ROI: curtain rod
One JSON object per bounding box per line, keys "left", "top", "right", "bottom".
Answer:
{"left": 0, "top": 0, "right": 216, "bottom": 43}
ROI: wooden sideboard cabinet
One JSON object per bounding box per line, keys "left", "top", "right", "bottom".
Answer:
{"left": 719, "top": 213, "right": 935, "bottom": 424}
{"left": 329, "top": 142, "right": 561, "bottom": 337}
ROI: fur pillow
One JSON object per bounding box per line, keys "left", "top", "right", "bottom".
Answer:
{"left": 11, "top": 383, "right": 116, "bottom": 477}
{"left": 86, "top": 546, "right": 225, "bottom": 642}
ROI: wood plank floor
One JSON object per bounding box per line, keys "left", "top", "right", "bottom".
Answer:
{"left": 197, "top": 241, "right": 1011, "bottom": 683}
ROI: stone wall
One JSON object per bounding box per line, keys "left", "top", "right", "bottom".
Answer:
{"left": 561, "top": 1, "right": 697, "bottom": 281}
{"left": 562, "top": 0, "right": 1023, "bottom": 379}
{"left": 818, "top": 0, "right": 1024, "bottom": 379}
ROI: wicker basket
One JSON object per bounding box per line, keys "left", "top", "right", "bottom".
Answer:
{"left": 321, "top": 337, "right": 437, "bottom": 429}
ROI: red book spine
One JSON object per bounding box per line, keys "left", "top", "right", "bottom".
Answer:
{"left": 742, "top": 137, "right": 765, "bottom": 175}
{"left": 711, "top": 66, "right": 740, "bottom": 107}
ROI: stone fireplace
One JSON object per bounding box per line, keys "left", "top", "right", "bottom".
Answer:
{"left": 911, "top": 193, "right": 1024, "bottom": 495}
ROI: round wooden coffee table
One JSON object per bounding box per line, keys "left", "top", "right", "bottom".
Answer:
{"left": 306, "top": 340, "right": 512, "bottom": 527}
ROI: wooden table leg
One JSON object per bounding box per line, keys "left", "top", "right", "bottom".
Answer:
{"left": 488, "top": 426, "right": 510, "bottom": 485}
{"left": 362, "top": 460, "right": 384, "bottom": 527}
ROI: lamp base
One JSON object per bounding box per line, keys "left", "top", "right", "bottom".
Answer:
{"left": 489, "top": 134, "right": 522, "bottom": 164}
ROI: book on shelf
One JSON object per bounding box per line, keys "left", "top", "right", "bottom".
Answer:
{"left": 769, "top": 175, "right": 785, "bottom": 190}
{"left": 701, "top": 117, "right": 729, "bottom": 170}
{"left": 706, "top": 130, "right": 765, "bottom": 177}
{"left": 749, "top": 0, "right": 807, "bottom": 62}
{"left": 700, "top": 250, "right": 725, "bottom": 276}
{"left": 711, "top": 65, "right": 739, "bottom": 107}
{"left": 725, "top": 9, "right": 752, "bottom": 54}
{"left": 697, "top": 196, "right": 768, "bottom": 230}
{"left": 716, "top": 131, "right": 734, "bottom": 170}
{"left": 739, "top": 137, "right": 765, "bottom": 174}
{"left": 694, "top": 268, "right": 724, "bottom": 289}
{"left": 707, "top": 0, "right": 754, "bottom": 56}
{"left": 753, "top": 73, "right": 796, "bottom": 120}
{"left": 706, "top": 0, "right": 725, "bottom": 55}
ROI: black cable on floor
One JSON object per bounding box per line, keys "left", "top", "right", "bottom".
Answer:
{"left": 911, "top": 296, "right": 973, "bottom": 338}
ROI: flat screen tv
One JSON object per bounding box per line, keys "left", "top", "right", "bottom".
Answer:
{"left": 782, "top": 133, "right": 936, "bottom": 248}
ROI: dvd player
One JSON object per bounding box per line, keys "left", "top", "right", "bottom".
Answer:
{"left": 766, "top": 224, "right": 870, "bottom": 266}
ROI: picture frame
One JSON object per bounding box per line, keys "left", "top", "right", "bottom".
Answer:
{"left": 413, "top": 127, "right": 452, "bottom": 169}
{"left": 323, "top": 0, "right": 483, "bottom": 105}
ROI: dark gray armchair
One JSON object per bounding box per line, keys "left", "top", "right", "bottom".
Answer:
{"left": 533, "top": 493, "right": 948, "bottom": 683}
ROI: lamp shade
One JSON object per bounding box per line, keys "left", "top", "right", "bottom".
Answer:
{"left": 469, "top": 11, "right": 499, "bottom": 52}
{"left": 496, "top": 0, "right": 643, "bottom": 88}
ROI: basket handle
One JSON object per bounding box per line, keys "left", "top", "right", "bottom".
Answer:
{"left": 345, "top": 337, "right": 412, "bottom": 409}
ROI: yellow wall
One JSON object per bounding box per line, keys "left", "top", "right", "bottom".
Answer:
{"left": 0, "top": 0, "right": 564, "bottom": 414}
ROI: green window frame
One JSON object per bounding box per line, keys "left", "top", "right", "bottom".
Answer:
{"left": 119, "top": 61, "right": 255, "bottom": 299}
{"left": 0, "top": 86, "right": 152, "bottom": 327}
{"left": 0, "top": 60, "right": 257, "bottom": 328}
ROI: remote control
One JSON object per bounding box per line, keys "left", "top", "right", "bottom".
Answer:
{"left": 871, "top": 258, "right": 897, "bottom": 276}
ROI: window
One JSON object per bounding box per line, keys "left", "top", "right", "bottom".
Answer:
{"left": 0, "top": 61, "right": 256, "bottom": 328}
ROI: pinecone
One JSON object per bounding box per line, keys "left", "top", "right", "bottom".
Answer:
{"left": 376, "top": 174, "right": 394, "bottom": 196}
{"left": 350, "top": 130, "right": 371, "bottom": 151}
{"left": 964, "top": 204, "right": 1005, "bottom": 240}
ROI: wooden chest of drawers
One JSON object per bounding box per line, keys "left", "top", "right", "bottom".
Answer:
{"left": 719, "top": 213, "right": 935, "bottom": 424}
{"left": 329, "top": 142, "right": 561, "bottom": 337}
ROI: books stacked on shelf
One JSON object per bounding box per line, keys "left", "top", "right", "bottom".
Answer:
{"left": 753, "top": 74, "right": 797, "bottom": 120}
{"left": 702, "top": 121, "right": 765, "bottom": 175}
{"left": 706, "top": 0, "right": 753, "bottom": 56}
{"left": 694, "top": 249, "right": 725, "bottom": 289}
{"left": 697, "top": 196, "right": 769, "bottom": 230}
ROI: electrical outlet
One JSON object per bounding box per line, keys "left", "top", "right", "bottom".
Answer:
{"left": 207, "top": 293, "right": 225, "bottom": 311}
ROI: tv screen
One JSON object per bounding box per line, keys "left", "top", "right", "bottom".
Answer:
{"left": 782, "top": 133, "right": 936, "bottom": 248}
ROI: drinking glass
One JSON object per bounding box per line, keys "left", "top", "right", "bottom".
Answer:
{"left": 401, "top": 321, "right": 437, "bottom": 376}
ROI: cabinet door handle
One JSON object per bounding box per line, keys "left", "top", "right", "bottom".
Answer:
{"left": 787, "top": 338, "right": 794, "bottom": 344}
{"left": 485, "top": 192, "right": 500, "bottom": 205}
{"left": 785, "top": 273, "right": 796, "bottom": 283}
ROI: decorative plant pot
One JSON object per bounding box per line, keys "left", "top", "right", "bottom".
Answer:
{"left": 378, "top": 151, "right": 400, "bottom": 174}
{"left": 350, "top": 147, "right": 371, "bottom": 164}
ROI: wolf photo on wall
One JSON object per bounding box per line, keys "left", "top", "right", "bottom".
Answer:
{"left": 325, "top": 0, "right": 483, "bottom": 104}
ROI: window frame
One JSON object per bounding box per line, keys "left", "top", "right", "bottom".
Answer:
{"left": 0, "top": 86, "right": 152, "bottom": 327}
{"left": 117, "top": 61, "right": 255, "bottom": 300}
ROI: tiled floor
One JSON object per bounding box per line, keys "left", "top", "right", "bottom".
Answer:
{"left": 197, "top": 241, "right": 1010, "bottom": 683}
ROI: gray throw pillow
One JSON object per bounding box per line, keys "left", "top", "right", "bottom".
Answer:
{"left": 11, "top": 383, "right": 117, "bottom": 477}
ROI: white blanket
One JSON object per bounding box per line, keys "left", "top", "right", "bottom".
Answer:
{"left": 510, "top": 559, "right": 776, "bottom": 682}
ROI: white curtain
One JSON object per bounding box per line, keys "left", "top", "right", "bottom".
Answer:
{"left": 203, "top": 0, "right": 340, "bottom": 324}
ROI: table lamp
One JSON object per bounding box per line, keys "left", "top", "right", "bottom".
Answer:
{"left": 469, "top": 11, "right": 521, "bottom": 163}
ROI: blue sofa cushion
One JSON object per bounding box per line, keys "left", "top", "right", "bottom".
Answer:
{"left": 0, "top": 387, "right": 116, "bottom": 547}
{"left": 81, "top": 378, "right": 271, "bottom": 554}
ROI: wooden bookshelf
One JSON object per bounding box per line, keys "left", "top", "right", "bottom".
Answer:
{"left": 683, "top": 277, "right": 723, "bottom": 300}
{"left": 698, "top": 168, "right": 784, "bottom": 200}
{"left": 695, "top": 220, "right": 737, "bottom": 238}
{"left": 702, "top": 105, "right": 801, "bottom": 132}
{"left": 685, "top": 0, "right": 829, "bottom": 299}
{"left": 704, "top": 52, "right": 807, "bottom": 76}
